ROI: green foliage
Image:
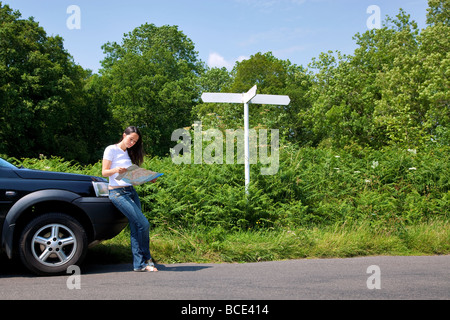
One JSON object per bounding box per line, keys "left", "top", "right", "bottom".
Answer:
{"left": 426, "top": 0, "right": 450, "bottom": 25}
{"left": 192, "top": 52, "right": 313, "bottom": 143}
{"left": 0, "top": 3, "right": 115, "bottom": 163}
{"left": 143, "top": 143, "right": 449, "bottom": 231}
{"left": 306, "top": 8, "right": 449, "bottom": 149}
{"left": 99, "top": 23, "right": 205, "bottom": 157}
{"left": 2, "top": 1, "right": 448, "bottom": 162}
{"left": 14, "top": 142, "right": 447, "bottom": 233}
{"left": 10, "top": 140, "right": 448, "bottom": 262}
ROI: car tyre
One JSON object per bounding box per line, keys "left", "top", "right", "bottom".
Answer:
{"left": 19, "top": 213, "right": 88, "bottom": 276}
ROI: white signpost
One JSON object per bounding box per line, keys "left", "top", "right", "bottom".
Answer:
{"left": 201, "top": 85, "right": 290, "bottom": 193}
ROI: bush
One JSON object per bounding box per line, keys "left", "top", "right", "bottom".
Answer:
{"left": 135, "top": 143, "right": 449, "bottom": 231}
{"left": 10, "top": 143, "right": 449, "bottom": 232}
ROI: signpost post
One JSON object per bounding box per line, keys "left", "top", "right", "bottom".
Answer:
{"left": 201, "top": 85, "right": 290, "bottom": 193}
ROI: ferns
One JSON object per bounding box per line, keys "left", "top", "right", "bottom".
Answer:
{"left": 138, "top": 143, "right": 448, "bottom": 231}
{"left": 9, "top": 143, "right": 449, "bottom": 232}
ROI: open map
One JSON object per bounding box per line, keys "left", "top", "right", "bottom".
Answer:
{"left": 116, "top": 165, "right": 163, "bottom": 186}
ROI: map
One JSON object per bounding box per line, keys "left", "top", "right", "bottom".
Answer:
{"left": 116, "top": 165, "right": 163, "bottom": 186}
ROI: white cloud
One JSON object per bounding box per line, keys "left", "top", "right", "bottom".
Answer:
{"left": 207, "top": 52, "right": 249, "bottom": 69}
{"left": 236, "top": 55, "right": 249, "bottom": 63}
{"left": 208, "top": 52, "right": 233, "bottom": 69}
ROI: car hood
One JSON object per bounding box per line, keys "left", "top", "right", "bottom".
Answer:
{"left": 14, "top": 168, "right": 105, "bottom": 182}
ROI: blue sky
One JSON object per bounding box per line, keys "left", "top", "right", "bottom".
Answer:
{"left": 4, "top": 0, "right": 429, "bottom": 73}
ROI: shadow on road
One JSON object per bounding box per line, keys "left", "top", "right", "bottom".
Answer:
{"left": 156, "top": 264, "right": 211, "bottom": 272}
{"left": 81, "top": 261, "right": 212, "bottom": 274}
{"left": 1, "top": 253, "right": 212, "bottom": 278}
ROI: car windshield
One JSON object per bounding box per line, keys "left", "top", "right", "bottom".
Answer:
{"left": 0, "top": 158, "right": 17, "bottom": 169}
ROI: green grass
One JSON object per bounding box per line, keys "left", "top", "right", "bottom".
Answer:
{"left": 88, "top": 219, "right": 450, "bottom": 265}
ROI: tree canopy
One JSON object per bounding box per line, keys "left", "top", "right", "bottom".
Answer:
{"left": 0, "top": 2, "right": 115, "bottom": 163}
{"left": 99, "top": 23, "right": 205, "bottom": 156}
{"left": 0, "top": 1, "right": 448, "bottom": 163}
{"left": 302, "top": 7, "right": 449, "bottom": 149}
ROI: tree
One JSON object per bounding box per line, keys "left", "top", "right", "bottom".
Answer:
{"left": 417, "top": 22, "right": 450, "bottom": 145}
{"left": 99, "top": 23, "right": 205, "bottom": 156}
{"left": 191, "top": 67, "right": 233, "bottom": 130}
{"left": 374, "top": 10, "right": 449, "bottom": 147}
{"left": 0, "top": 3, "right": 112, "bottom": 163}
{"left": 426, "top": 0, "right": 450, "bottom": 26}
{"left": 306, "top": 7, "right": 449, "bottom": 149}
{"left": 193, "top": 52, "right": 313, "bottom": 143}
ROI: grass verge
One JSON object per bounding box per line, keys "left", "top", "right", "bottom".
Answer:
{"left": 88, "top": 219, "right": 450, "bottom": 265}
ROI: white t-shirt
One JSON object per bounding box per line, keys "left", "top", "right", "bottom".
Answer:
{"left": 103, "top": 144, "right": 133, "bottom": 187}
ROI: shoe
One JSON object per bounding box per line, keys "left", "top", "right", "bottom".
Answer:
{"left": 134, "top": 265, "right": 158, "bottom": 272}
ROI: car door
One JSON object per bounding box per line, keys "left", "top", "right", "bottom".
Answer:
{"left": 0, "top": 164, "right": 21, "bottom": 226}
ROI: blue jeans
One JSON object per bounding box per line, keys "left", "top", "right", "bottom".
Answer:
{"left": 109, "top": 186, "right": 152, "bottom": 270}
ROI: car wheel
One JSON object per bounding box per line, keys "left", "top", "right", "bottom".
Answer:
{"left": 19, "top": 213, "right": 88, "bottom": 276}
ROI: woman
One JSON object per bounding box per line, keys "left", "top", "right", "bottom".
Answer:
{"left": 102, "top": 126, "right": 158, "bottom": 272}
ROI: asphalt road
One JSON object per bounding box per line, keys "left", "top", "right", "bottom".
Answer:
{"left": 1, "top": 255, "right": 449, "bottom": 301}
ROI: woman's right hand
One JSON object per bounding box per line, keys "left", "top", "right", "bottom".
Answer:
{"left": 116, "top": 167, "right": 127, "bottom": 174}
{"left": 102, "top": 159, "right": 127, "bottom": 177}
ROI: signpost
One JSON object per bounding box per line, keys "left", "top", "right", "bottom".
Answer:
{"left": 201, "top": 85, "right": 290, "bottom": 193}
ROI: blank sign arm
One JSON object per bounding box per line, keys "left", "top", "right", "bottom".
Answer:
{"left": 250, "top": 94, "right": 290, "bottom": 105}
{"left": 201, "top": 93, "right": 244, "bottom": 104}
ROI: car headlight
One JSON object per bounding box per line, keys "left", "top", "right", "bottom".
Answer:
{"left": 92, "top": 182, "right": 109, "bottom": 197}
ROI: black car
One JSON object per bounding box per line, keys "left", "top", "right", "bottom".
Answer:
{"left": 0, "top": 157, "right": 127, "bottom": 275}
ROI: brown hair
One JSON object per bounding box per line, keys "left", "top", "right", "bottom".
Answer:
{"left": 119, "top": 126, "right": 144, "bottom": 166}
